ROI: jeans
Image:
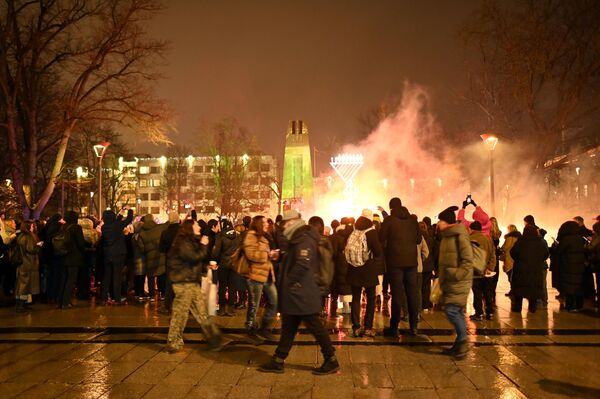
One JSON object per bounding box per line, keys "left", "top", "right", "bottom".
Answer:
{"left": 351, "top": 285, "right": 376, "bottom": 329}
{"left": 217, "top": 267, "right": 236, "bottom": 308}
{"left": 101, "top": 255, "right": 125, "bottom": 302}
{"left": 472, "top": 277, "right": 494, "bottom": 316}
{"left": 388, "top": 267, "right": 419, "bottom": 330}
{"left": 275, "top": 313, "right": 335, "bottom": 360}
{"left": 445, "top": 304, "right": 467, "bottom": 342}
{"left": 246, "top": 279, "right": 278, "bottom": 328}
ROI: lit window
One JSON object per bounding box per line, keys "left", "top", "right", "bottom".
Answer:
{"left": 139, "top": 166, "right": 150, "bottom": 175}
{"left": 139, "top": 179, "right": 147, "bottom": 187}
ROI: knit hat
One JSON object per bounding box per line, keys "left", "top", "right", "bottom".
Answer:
{"left": 470, "top": 221, "right": 482, "bottom": 231}
{"left": 438, "top": 206, "right": 459, "bottom": 224}
{"left": 168, "top": 212, "right": 180, "bottom": 224}
{"left": 282, "top": 209, "right": 301, "bottom": 221}
{"left": 361, "top": 208, "right": 373, "bottom": 221}
{"left": 389, "top": 197, "right": 402, "bottom": 210}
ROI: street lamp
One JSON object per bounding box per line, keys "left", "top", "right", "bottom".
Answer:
{"left": 480, "top": 133, "right": 498, "bottom": 216}
{"left": 93, "top": 141, "right": 111, "bottom": 215}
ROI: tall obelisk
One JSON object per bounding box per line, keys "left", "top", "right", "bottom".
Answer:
{"left": 281, "top": 120, "right": 313, "bottom": 211}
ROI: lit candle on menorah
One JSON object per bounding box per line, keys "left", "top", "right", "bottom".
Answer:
{"left": 330, "top": 153, "right": 364, "bottom": 199}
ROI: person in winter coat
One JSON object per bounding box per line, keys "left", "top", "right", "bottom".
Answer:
{"left": 166, "top": 219, "right": 223, "bottom": 352}
{"left": 346, "top": 210, "right": 383, "bottom": 338}
{"left": 77, "top": 217, "right": 98, "bottom": 300}
{"left": 469, "top": 221, "right": 497, "bottom": 320}
{"left": 59, "top": 211, "right": 88, "bottom": 309}
{"left": 587, "top": 222, "right": 600, "bottom": 307}
{"left": 100, "top": 209, "right": 133, "bottom": 304}
{"left": 458, "top": 198, "right": 492, "bottom": 237}
{"left": 330, "top": 217, "right": 354, "bottom": 316}
{"left": 259, "top": 210, "right": 339, "bottom": 375}
{"left": 500, "top": 225, "right": 521, "bottom": 296}
{"left": 15, "top": 220, "right": 42, "bottom": 312}
{"left": 159, "top": 212, "right": 181, "bottom": 312}
{"left": 212, "top": 219, "right": 241, "bottom": 316}
{"left": 509, "top": 225, "right": 549, "bottom": 313}
{"left": 138, "top": 214, "right": 168, "bottom": 301}
{"left": 243, "top": 215, "right": 279, "bottom": 342}
{"left": 552, "top": 220, "right": 587, "bottom": 311}
{"left": 39, "top": 214, "right": 63, "bottom": 303}
{"left": 419, "top": 221, "right": 435, "bottom": 311}
{"left": 379, "top": 197, "right": 422, "bottom": 336}
{"left": 436, "top": 206, "right": 474, "bottom": 359}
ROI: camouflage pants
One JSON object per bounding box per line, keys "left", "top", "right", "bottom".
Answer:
{"left": 168, "top": 282, "right": 218, "bottom": 349}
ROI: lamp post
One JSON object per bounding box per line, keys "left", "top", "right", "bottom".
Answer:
{"left": 93, "top": 141, "right": 111, "bottom": 215}
{"left": 480, "top": 134, "right": 498, "bottom": 216}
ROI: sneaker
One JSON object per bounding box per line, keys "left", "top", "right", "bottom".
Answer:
{"left": 453, "top": 340, "right": 469, "bottom": 360}
{"left": 165, "top": 343, "right": 182, "bottom": 353}
{"left": 469, "top": 314, "right": 484, "bottom": 321}
{"left": 312, "top": 357, "right": 340, "bottom": 375}
{"left": 352, "top": 328, "right": 362, "bottom": 338}
{"left": 246, "top": 330, "right": 265, "bottom": 345}
{"left": 206, "top": 335, "right": 226, "bottom": 352}
{"left": 258, "top": 357, "right": 285, "bottom": 374}
{"left": 485, "top": 313, "right": 493, "bottom": 320}
{"left": 363, "top": 329, "right": 376, "bottom": 338}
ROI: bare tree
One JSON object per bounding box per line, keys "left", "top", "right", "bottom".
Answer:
{"left": 357, "top": 95, "right": 401, "bottom": 140}
{"left": 459, "top": 0, "right": 600, "bottom": 165}
{"left": 0, "top": 0, "right": 172, "bottom": 219}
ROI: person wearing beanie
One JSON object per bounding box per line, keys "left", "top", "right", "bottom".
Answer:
{"left": 259, "top": 210, "right": 339, "bottom": 375}
{"left": 379, "top": 198, "right": 423, "bottom": 337}
{"left": 158, "top": 212, "right": 181, "bottom": 312}
{"left": 458, "top": 196, "right": 492, "bottom": 237}
{"left": 436, "top": 206, "right": 474, "bottom": 359}
{"left": 468, "top": 220, "right": 497, "bottom": 321}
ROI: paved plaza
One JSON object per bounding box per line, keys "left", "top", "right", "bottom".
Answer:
{"left": 1, "top": 277, "right": 600, "bottom": 398}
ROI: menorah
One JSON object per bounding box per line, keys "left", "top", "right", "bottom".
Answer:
{"left": 330, "top": 153, "right": 364, "bottom": 197}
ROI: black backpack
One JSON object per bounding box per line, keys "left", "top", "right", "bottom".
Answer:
{"left": 52, "top": 225, "right": 70, "bottom": 257}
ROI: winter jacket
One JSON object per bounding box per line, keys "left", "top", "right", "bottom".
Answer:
{"left": 346, "top": 216, "right": 384, "bottom": 288}
{"left": 212, "top": 229, "right": 241, "bottom": 269}
{"left": 62, "top": 211, "right": 88, "bottom": 268}
{"left": 470, "top": 230, "right": 497, "bottom": 275}
{"left": 379, "top": 206, "right": 422, "bottom": 268}
{"left": 79, "top": 218, "right": 99, "bottom": 247}
{"left": 101, "top": 209, "right": 133, "bottom": 258}
{"left": 138, "top": 214, "right": 168, "bottom": 276}
{"left": 510, "top": 234, "right": 549, "bottom": 299}
{"left": 437, "top": 223, "right": 474, "bottom": 306}
{"left": 16, "top": 232, "right": 41, "bottom": 296}
{"left": 277, "top": 224, "right": 323, "bottom": 315}
{"left": 552, "top": 221, "right": 587, "bottom": 295}
{"left": 243, "top": 230, "right": 275, "bottom": 283}
{"left": 458, "top": 206, "right": 491, "bottom": 237}
{"left": 167, "top": 236, "right": 209, "bottom": 284}
{"left": 500, "top": 231, "right": 521, "bottom": 273}
{"left": 331, "top": 225, "right": 353, "bottom": 295}
{"left": 159, "top": 223, "right": 180, "bottom": 256}
{"left": 40, "top": 214, "right": 62, "bottom": 260}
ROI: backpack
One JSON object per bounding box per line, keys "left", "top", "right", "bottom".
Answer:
{"left": 52, "top": 225, "right": 70, "bottom": 257}
{"left": 344, "top": 227, "right": 374, "bottom": 267}
{"left": 316, "top": 237, "right": 334, "bottom": 295}
{"left": 470, "top": 241, "right": 488, "bottom": 275}
{"left": 230, "top": 245, "right": 250, "bottom": 277}
{"left": 8, "top": 242, "right": 23, "bottom": 267}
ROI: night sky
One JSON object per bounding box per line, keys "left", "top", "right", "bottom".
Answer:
{"left": 141, "top": 0, "right": 477, "bottom": 170}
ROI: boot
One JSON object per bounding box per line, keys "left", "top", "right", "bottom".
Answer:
{"left": 453, "top": 340, "right": 469, "bottom": 360}
{"left": 201, "top": 321, "right": 224, "bottom": 351}
{"left": 15, "top": 299, "right": 28, "bottom": 313}
{"left": 312, "top": 356, "right": 340, "bottom": 375}
{"left": 258, "top": 356, "right": 285, "bottom": 374}
{"left": 256, "top": 319, "right": 276, "bottom": 341}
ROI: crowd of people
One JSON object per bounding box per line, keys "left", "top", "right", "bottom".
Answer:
{"left": 0, "top": 196, "right": 599, "bottom": 372}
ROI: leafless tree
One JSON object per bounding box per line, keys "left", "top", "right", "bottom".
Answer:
{"left": 459, "top": 0, "right": 600, "bottom": 165}
{"left": 0, "top": 0, "right": 172, "bottom": 219}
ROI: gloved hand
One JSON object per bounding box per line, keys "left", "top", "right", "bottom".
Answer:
{"left": 462, "top": 201, "right": 469, "bottom": 209}
{"left": 471, "top": 199, "right": 477, "bottom": 207}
